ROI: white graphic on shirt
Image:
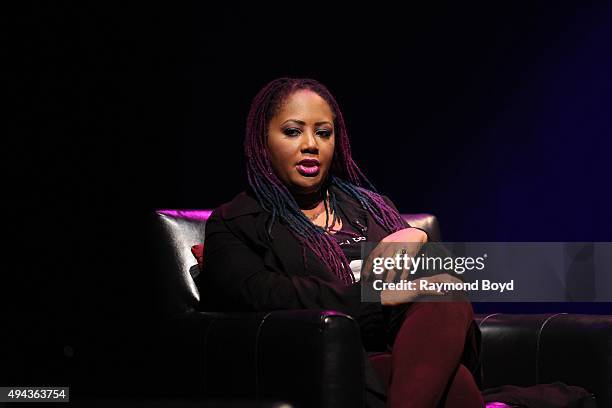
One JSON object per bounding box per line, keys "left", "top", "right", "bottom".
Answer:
{"left": 338, "top": 236, "right": 366, "bottom": 246}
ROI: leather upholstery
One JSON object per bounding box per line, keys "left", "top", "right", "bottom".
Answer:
{"left": 152, "top": 209, "right": 612, "bottom": 407}
{"left": 476, "top": 313, "right": 612, "bottom": 407}
{"left": 401, "top": 213, "right": 442, "bottom": 242}
{"left": 158, "top": 310, "right": 364, "bottom": 407}
{"left": 151, "top": 210, "right": 208, "bottom": 316}
{"left": 150, "top": 209, "right": 440, "bottom": 406}
{"left": 152, "top": 209, "right": 440, "bottom": 316}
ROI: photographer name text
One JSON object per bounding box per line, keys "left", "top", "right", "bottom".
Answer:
{"left": 372, "top": 279, "right": 514, "bottom": 293}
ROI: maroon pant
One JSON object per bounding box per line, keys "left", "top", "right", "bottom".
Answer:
{"left": 370, "top": 300, "right": 484, "bottom": 408}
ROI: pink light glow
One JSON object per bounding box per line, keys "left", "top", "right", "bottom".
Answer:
{"left": 157, "top": 209, "right": 213, "bottom": 222}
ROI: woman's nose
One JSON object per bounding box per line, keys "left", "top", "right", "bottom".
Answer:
{"left": 300, "top": 130, "right": 318, "bottom": 152}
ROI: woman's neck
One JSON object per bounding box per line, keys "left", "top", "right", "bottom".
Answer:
{"left": 294, "top": 188, "right": 339, "bottom": 229}
{"left": 293, "top": 189, "right": 325, "bottom": 210}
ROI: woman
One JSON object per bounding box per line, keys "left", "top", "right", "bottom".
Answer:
{"left": 195, "top": 77, "right": 484, "bottom": 407}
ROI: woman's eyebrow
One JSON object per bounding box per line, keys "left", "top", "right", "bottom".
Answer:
{"left": 281, "top": 119, "right": 333, "bottom": 126}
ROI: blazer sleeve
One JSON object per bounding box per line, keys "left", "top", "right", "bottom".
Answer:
{"left": 196, "top": 211, "right": 362, "bottom": 315}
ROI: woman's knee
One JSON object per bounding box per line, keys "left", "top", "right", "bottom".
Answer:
{"left": 392, "top": 300, "right": 475, "bottom": 344}
{"left": 388, "top": 295, "right": 475, "bottom": 347}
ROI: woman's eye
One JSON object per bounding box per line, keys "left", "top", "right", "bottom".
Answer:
{"left": 317, "top": 129, "right": 332, "bottom": 138}
{"left": 283, "top": 128, "right": 301, "bottom": 137}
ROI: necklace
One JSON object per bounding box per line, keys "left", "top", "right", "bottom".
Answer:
{"left": 303, "top": 191, "right": 330, "bottom": 221}
{"left": 307, "top": 201, "right": 342, "bottom": 233}
{"left": 308, "top": 205, "right": 327, "bottom": 221}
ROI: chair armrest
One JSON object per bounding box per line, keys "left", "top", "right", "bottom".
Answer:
{"left": 161, "top": 309, "right": 364, "bottom": 408}
{"left": 475, "top": 313, "right": 612, "bottom": 407}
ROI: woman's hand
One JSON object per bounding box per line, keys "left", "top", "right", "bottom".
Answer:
{"left": 361, "top": 227, "right": 435, "bottom": 305}
{"left": 380, "top": 273, "right": 464, "bottom": 306}
{"left": 361, "top": 227, "right": 462, "bottom": 306}
{"left": 362, "top": 227, "right": 428, "bottom": 284}
{"left": 379, "top": 227, "right": 428, "bottom": 284}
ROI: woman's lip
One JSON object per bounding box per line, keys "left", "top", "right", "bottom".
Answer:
{"left": 297, "top": 159, "right": 320, "bottom": 166}
{"left": 296, "top": 164, "right": 320, "bottom": 176}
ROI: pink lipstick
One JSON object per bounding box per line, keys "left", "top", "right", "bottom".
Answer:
{"left": 296, "top": 159, "right": 320, "bottom": 176}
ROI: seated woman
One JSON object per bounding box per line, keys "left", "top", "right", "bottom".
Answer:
{"left": 195, "top": 77, "right": 484, "bottom": 407}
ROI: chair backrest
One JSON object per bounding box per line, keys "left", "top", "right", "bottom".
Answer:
{"left": 152, "top": 209, "right": 440, "bottom": 316}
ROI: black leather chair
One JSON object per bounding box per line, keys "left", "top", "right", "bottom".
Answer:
{"left": 151, "top": 209, "right": 612, "bottom": 407}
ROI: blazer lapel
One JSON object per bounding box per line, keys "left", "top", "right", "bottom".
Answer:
{"left": 268, "top": 218, "right": 338, "bottom": 280}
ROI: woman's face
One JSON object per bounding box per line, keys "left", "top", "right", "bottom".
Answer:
{"left": 267, "top": 89, "right": 335, "bottom": 195}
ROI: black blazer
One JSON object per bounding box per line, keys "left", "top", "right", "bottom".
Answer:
{"left": 196, "top": 184, "right": 404, "bottom": 331}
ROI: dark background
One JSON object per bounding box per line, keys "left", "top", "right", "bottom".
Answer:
{"left": 6, "top": 1, "right": 612, "bottom": 394}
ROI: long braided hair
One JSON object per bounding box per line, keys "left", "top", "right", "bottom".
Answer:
{"left": 244, "top": 78, "right": 406, "bottom": 284}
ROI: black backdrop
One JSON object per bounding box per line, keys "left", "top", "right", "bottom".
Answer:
{"left": 6, "top": 1, "right": 612, "bottom": 393}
